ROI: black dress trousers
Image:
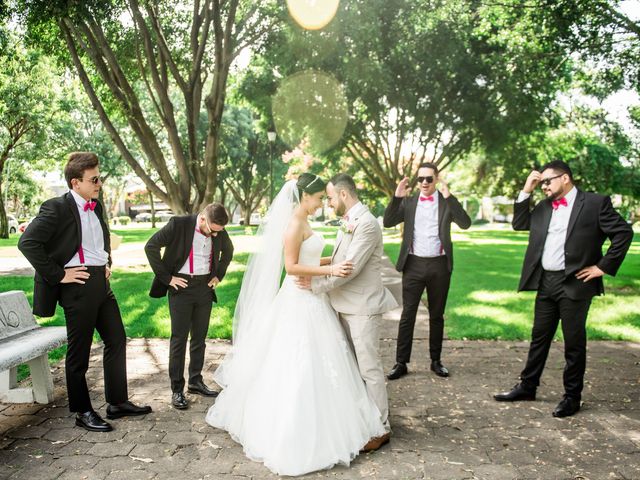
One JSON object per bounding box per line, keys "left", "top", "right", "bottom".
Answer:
{"left": 167, "top": 274, "right": 214, "bottom": 393}
{"left": 519, "top": 271, "right": 592, "bottom": 399}
{"left": 59, "top": 265, "right": 128, "bottom": 413}
{"left": 396, "top": 254, "right": 451, "bottom": 364}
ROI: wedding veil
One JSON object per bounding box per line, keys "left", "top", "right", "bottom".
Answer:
{"left": 214, "top": 179, "right": 299, "bottom": 387}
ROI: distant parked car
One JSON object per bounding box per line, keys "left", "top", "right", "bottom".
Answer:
{"left": 156, "top": 211, "right": 174, "bottom": 222}
{"left": 7, "top": 214, "right": 18, "bottom": 234}
{"left": 135, "top": 212, "right": 152, "bottom": 223}
{"left": 324, "top": 218, "right": 341, "bottom": 226}
{"left": 239, "top": 212, "right": 262, "bottom": 226}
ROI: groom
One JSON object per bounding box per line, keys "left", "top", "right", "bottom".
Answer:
{"left": 298, "top": 173, "right": 398, "bottom": 452}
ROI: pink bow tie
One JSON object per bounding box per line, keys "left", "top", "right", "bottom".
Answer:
{"left": 83, "top": 200, "right": 97, "bottom": 212}
{"left": 552, "top": 197, "right": 568, "bottom": 210}
{"left": 419, "top": 195, "right": 434, "bottom": 203}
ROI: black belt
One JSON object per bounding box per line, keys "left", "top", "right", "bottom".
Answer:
{"left": 408, "top": 254, "right": 446, "bottom": 260}
{"left": 65, "top": 265, "right": 106, "bottom": 271}
{"left": 175, "top": 273, "right": 210, "bottom": 280}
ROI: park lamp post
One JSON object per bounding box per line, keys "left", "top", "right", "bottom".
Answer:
{"left": 267, "top": 130, "right": 277, "bottom": 203}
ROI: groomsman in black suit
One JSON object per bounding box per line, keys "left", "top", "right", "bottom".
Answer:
{"left": 18, "top": 152, "right": 151, "bottom": 432}
{"left": 384, "top": 162, "right": 471, "bottom": 380}
{"left": 145, "top": 203, "right": 234, "bottom": 409}
{"left": 494, "top": 160, "right": 633, "bottom": 417}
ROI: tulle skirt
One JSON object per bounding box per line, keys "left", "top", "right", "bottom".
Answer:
{"left": 206, "top": 279, "right": 385, "bottom": 476}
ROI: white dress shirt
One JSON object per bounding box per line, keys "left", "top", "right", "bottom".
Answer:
{"left": 178, "top": 225, "right": 213, "bottom": 275}
{"left": 64, "top": 190, "right": 109, "bottom": 267}
{"left": 412, "top": 193, "right": 443, "bottom": 258}
{"left": 517, "top": 187, "right": 577, "bottom": 271}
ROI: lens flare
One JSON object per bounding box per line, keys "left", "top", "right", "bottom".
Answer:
{"left": 272, "top": 70, "right": 348, "bottom": 154}
{"left": 286, "top": 0, "right": 340, "bottom": 30}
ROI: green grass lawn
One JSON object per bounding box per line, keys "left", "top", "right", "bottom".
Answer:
{"left": 0, "top": 233, "right": 20, "bottom": 247}
{"left": 4, "top": 226, "right": 638, "bottom": 381}
{"left": 383, "top": 229, "right": 640, "bottom": 342}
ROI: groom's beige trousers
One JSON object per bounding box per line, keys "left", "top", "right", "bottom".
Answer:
{"left": 339, "top": 312, "right": 390, "bottom": 432}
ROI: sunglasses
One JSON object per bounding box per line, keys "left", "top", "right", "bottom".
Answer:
{"left": 78, "top": 176, "right": 105, "bottom": 185}
{"left": 539, "top": 174, "right": 563, "bottom": 187}
{"left": 417, "top": 176, "right": 434, "bottom": 184}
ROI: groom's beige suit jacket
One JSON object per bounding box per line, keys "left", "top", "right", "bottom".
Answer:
{"left": 312, "top": 204, "right": 397, "bottom": 314}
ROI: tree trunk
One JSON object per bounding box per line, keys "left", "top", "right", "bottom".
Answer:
{"left": 243, "top": 207, "right": 251, "bottom": 226}
{"left": 149, "top": 190, "right": 157, "bottom": 228}
{"left": 0, "top": 176, "right": 8, "bottom": 239}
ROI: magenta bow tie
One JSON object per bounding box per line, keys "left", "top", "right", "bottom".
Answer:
{"left": 83, "top": 200, "right": 97, "bottom": 212}
{"left": 419, "top": 195, "right": 434, "bottom": 202}
{"left": 552, "top": 197, "right": 567, "bottom": 210}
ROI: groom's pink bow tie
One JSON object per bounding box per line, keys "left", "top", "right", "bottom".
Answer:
{"left": 419, "top": 195, "right": 434, "bottom": 202}
{"left": 83, "top": 200, "right": 97, "bottom": 212}
{"left": 552, "top": 197, "right": 567, "bottom": 210}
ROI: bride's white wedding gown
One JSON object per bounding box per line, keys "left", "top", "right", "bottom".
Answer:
{"left": 206, "top": 233, "right": 385, "bottom": 476}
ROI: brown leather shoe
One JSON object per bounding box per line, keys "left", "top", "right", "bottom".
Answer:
{"left": 361, "top": 432, "right": 391, "bottom": 453}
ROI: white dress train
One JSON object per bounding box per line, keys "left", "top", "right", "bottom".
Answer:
{"left": 206, "top": 233, "right": 385, "bottom": 476}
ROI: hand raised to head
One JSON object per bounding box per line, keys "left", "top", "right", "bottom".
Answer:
{"left": 394, "top": 177, "right": 411, "bottom": 198}
{"left": 438, "top": 175, "right": 450, "bottom": 198}
{"left": 523, "top": 170, "right": 541, "bottom": 194}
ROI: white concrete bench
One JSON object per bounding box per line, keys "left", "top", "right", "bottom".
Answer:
{"left": 0, "top": 291, "right": 67, "bottom": 404}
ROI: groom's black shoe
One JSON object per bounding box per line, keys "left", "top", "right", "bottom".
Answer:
{"left": 430, "top": 360, "right": 449, "bottom": 378}
{"left": 106, "top": 401, "right": 152, "bottom": 419}
{"left": 552, "top": 396, "right": 581, "bottom": 418}
{"left": 75, "top": 410, "right": 113, "bottom": 432}
{"left": 187, "top": 380, "right": 219, "bottom": 398}
{"left": 494, "top": 383, "right": 536, "bottom": 402}
{"left": 387, "top": 363, "right": 408, "bottom": 380}
{"left": 172, "top": 392, "right": 189, "bottom": 410}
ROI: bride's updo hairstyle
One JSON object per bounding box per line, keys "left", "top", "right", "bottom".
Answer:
{"left": 296, "top": 173, "right": 326, "bottom": 201}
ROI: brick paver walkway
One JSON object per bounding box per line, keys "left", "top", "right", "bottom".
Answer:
{"left": 1, "top": 259, "right": 639, "bottom": 479}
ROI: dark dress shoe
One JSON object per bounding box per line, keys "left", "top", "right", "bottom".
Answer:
{"left": 494, "top": 383, "right": 536, "bottom": 402}
{"left": 172, "top": 392, "right": 189, "bottom": 410}
{"left": 187, "top": 380, "right": 219, "bottom": 397}
{"left": 106, "top": 400, "right": 153, "bottom": 419}
{"left": 430, "top": 360, "right": 449, "bottom": 377}
{"left": 387, "top": 363, "right": 408, "bottom": 380}
{"left": 552, "top": 396, "right": 581, "bottom": 418}
{"left": 75, "top": 410, "right": 113, "bottom": 432}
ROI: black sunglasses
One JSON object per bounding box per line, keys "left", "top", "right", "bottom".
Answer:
{"left": 417, "top": 176, "right": 434, "bottom": 184}
{"left": 540, "top": 174, "right": 563, "bottom": 187}
{"left": 78, "top": 176, "right": 105, "bottom": 185}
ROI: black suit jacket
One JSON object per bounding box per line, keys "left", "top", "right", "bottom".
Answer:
{"left": 383, "top": 192, "right": 472, "bottom": 272}
{"left": 144, "top": 215, "right": 234, "bottom": 300}
{"left": 513, "top": 189, "right": 633, "bottom": 299}
{"left": 18, "top": 192, "right": 112, "bottom": 317}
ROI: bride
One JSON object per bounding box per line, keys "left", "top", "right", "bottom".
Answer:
{"left": 206, "top": 173, "right": 386, "bottom": 476}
